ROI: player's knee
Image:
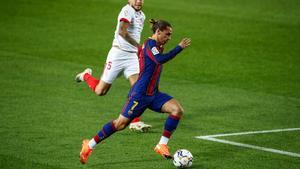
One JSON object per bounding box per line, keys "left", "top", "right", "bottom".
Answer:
{"left": 116, "top": 123, "right": 127, "bottom": 131}
{"left": 171, "top": 106, "right": 184, "bottom": 117}
{"left": 113, "top": 120, "right": 128, "bottom": 131}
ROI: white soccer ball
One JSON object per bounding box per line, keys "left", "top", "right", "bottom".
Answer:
{"left": 173, "top": 149, "right": 193, "bottom": 168}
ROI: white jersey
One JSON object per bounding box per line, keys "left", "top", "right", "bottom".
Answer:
{"left": 112, "top": 4, "right": 145, "bottom": 53}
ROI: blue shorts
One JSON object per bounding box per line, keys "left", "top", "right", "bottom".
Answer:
{"left": 121, "top": 92, "right": 173, "bottom": 120}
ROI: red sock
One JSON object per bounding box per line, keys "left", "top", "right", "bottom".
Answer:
{"left": 131, "top": 117, "right": 141, "bottom": 123}
{"left": 83, "top": 73, "right": 99, "bottom": 91}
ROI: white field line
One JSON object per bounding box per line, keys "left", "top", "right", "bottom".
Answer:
{"left": 196, "top": 128, "right": 300, "bottom": 138}
{"left": 195, "top": 128, "right": 300, "bottom": 158}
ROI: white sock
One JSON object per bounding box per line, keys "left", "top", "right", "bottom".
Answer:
{"left": 88, "top": 138, "right": 97, "bottom": 149}
{"left": 158, "top": 136, "right": 169, "bottom": 145}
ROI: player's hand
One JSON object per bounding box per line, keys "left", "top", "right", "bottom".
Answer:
{"left": 179, "top": 38, "right": 191, "bottom": 49}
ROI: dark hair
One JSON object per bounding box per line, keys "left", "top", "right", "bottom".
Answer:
{"left": 149, "top": 19, "right": 172, "bottom": 33}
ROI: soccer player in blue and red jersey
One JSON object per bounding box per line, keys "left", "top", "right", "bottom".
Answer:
{"left": 79, "top": 19, "right": 191, "bottom": 164}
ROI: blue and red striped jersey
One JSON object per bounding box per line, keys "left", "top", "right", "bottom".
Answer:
{"left": 131, "top": 38, "right": 183, "bottom": 96}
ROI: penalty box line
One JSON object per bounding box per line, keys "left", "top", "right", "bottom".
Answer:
{"left": 195, "top": 128, "right": 300, "bottom": 158}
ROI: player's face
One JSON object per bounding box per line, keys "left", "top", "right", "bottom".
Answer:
{"left": 157, "top": 27, "right": 172, "bottom": 46}
{"left": 128, "top": 0, "right": 144, "bottom": 11}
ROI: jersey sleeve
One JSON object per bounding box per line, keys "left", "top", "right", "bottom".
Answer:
{"left": 118, "top": 5, "right": 134, "bottom": 23}
{"left": 146, "top": 40, "right": 183, "bottom": 64}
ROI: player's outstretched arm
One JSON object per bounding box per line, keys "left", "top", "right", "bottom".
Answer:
{"left": 154, "top": 38, "right": 191, "bottom": 64}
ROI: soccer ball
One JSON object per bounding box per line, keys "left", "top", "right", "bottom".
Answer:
{"left": 173, "top": 149, "right": 193, "bottom": 168}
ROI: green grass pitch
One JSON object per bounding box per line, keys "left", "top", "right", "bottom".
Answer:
{"left": 0, "top": 0, "right": 300, "bottom": 168}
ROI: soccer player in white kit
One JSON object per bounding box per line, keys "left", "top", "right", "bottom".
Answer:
{"left": 75, "top": 0, "right": 151, "bottom": 132}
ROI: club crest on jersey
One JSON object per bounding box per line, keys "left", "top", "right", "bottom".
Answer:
{"left": 151, "top": 47, "right": 159, "bottom": 55}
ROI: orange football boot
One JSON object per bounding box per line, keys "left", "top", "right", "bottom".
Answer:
{"left": 80, "top": 139, "right": 93, "bottom": 164}
{"left": 154, "top": 144, "right": 173, "bottom": 159}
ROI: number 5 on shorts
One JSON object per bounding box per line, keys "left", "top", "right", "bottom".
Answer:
{"left": 106, "top": 61, "right": 112, "bottom": 70}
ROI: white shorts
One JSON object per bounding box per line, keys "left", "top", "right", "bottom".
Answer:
{"left": 100, "top": 47, "right": 139, "bottom": 84}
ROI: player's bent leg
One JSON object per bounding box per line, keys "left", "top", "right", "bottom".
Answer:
{"left": 94, "top": 80, "right": 112, "bottom": 96}
{"left": 155, "top": 98, "right": 183, "bottom": 159}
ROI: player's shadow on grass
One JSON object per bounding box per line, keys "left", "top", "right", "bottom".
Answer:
{"left": 92, "top": 158, "right": 156, "bottom": 167}
{"left": 190, "top": 164, "right": 208, "bottom": 169}
{"left": 122, "top": 131, "right": 161, "bottom": 135}
{"left": 93, "top": 158, "right": 208, "bottom": 169}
